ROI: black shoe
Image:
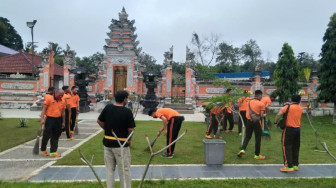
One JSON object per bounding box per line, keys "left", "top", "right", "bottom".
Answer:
{"left": 161, "top": 153, "right": 174, "bottom": 158}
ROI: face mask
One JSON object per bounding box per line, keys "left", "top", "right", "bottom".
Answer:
{"left": 72, "top": 91, "right": 77, "bottom": 95}
{"left": 65, "top": 90, "right": 70, "bottom": 94}
{"left": 49, "top": 91, "right": 54, "bottom": 95}
{"left": 55, "top": 95, "right": 62, "bottom": 101}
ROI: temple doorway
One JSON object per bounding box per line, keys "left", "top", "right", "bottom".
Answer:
{"left": 114, "top": 66, "right": 127, "bottom": 95}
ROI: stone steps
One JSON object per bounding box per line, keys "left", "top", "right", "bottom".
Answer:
{"left": 163, "top": 103, "right": 194, "bottom": 114}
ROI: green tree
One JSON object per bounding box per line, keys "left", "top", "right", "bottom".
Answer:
{"left": 241, "top": 39, "right": 262, "bottom": 66}
{"left": 76, "top": 52, "right": 104, "bottom": 75}
{"left": 0, "top": 17, "right": 23, "bottom": 51}
{"left": 40, "top": 42, "right": 64, "bottom": 65}
{"left": 138, "top": 52, "right": 162, "bottom": 72}
{"left": 273, "top": 43, "right": 300, "bottom": 104}
{"left": 216, "top": 42, "right": 241, "bottom": 72}
{"left": 195, "top": 63, "right": 216, "bottom": 80}
{"left": 172, "top": 61, "right": 185, "bottom": 84}
{"left": 296, "top": 52, "right": 319, "bottom": 82}
{"left": 317, "top": 13, "right": 336, "bottom": 124}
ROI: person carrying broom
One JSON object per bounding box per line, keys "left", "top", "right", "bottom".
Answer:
{"left": 237, "top": 90, "right": 266, "bottom": 160}
{"left": 148, "top": 108, "right": 184, "bottom": 158}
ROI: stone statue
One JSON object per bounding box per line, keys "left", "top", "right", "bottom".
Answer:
{"left": 141, "top": 70, "right": 161, "bottom": 114}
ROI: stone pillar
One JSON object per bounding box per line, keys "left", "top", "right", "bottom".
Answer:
{"left": 185, "top": 46, "right": 197, "bottom": 107}
{"left": 160, "top": 46, "right": 173, "bottom": 104}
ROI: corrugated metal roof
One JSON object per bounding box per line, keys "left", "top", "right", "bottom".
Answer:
{"left": 214, "top": 71, "right": 270, "bottom": 78}
{"left": 0, "top": 44, "right": 18, "bottom": 56}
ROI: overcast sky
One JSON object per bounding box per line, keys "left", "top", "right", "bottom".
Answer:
{"left": 1, "top": 0, "right": 336, "bottom": 64}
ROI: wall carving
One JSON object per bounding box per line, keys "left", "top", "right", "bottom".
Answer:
{"left": 206, "top": 88, "right": 226, "bottom": 94}
{"left": 1, "top": 96, "right": 34, "bottom": 101}
{"left": 44, "top": 72, "right": 48, "bottom": 87}
{"left": 1, "top": 82, "right": 34, "bottom": 90}
{"left": 107, "top": 67, "right": 112, "bottom": 87}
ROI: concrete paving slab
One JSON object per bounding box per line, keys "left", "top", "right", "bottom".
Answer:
{"left": 0, "top": 147, "right": 67, "bottom": 160}
{"left": 29, "top": 164, "right": 336, "bottom": 182}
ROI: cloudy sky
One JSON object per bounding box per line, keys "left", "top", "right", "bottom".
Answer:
{"left": 1, "top": 0, "right": 336, "bottom": 64}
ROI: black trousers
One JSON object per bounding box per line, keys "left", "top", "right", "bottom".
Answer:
{"left": 41, "top": 117, "right": 62, "bottom": 153}
{"left": 70, "top": 108, "right": 77, "bottom": 131}
{"left": 238, "top": 111, "right": 247, "bottom": 134}
{"left": 64, "top": 109, "right": 72, "bottom": 138}
{"left": 241, "top": 120, "right": 262, "bottom": 156}
{"left": 282, "top": 127, "right": 300, "bottom": 168}
{"left": 206, "top": 114, "right": 218, "bottom": 135}
{"left": 166, "top": 116, "right": 184, "bottom": 155}
{"left": 223, "top": 112, "right": 234, "bottom": 131}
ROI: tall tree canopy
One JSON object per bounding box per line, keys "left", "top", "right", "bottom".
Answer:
{"left": 191, "top": 32, "right": 220, "bottom": 67}
{"left": 273, "top": 43, "right": 300, "bottom": 104}
{"left": 241, "top": 39, "right": 262, "bottom": 68}
{"left": 0, "top": 17, "right": 23, "bottom": 51}
{"left": 317, "top": 13, "right": 336, "bottom": 124}
{"left": 76, "top": 52, "right": 104, "bottom": 75}
{"left": 216, "top": 42, "right": 241, "bottom": 72}
{"left": 138, "top": 52, "right": 161, "bottom": 72}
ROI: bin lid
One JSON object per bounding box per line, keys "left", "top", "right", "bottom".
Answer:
{"left": 203, "top": 139, "right": 226, "bottom": 144}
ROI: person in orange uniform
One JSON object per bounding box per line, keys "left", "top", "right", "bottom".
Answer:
{"left": 69, "top": 86, "right": 80, "bottom": 139}
{"left": 44, "top": 87, "right": 55, "bottom": 101}
{"left": 223, "top": 88, "right": 235, "bottom": 133}
{"left": 40, "top": 89, "right": 65, "bottom": 157}
{"left": 205, "top": 106, "right": 224, "bottom": 139}
{"left": 237, "top": 90, "right": 251, "bottom": 136}
{"left": 275, "top": 94, "right": 303, "bottom": 172}
{"left": 62, "top": 86, "right": 72, "bottom": 140}
{"left": 237, "top": 90, "right": 266, "bottom": 159}
{"left": 148, "top": 108, "right": 184, "bottom": 158}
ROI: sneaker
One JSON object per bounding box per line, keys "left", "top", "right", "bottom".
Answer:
{"left": 205, "top": 135, "right": 212, "bottom": 139}
{"left": 49, "top": 152, "right": 61, "bottom": 158}
{"left": 239, "top": 133, "right": 242, "bottom": 136}
{"left": 41, "top": 150, "right": 49, "bottom": 156}
{"left": 161, "top": 153, "right": 174, "bottom": 158}
{"left": 230, "top": 130, "right": 236, "bottom": 133}
{"left": 254, "top": 155, "right": 266, "bottom": 160}
{"left": 224, "top": 130, "right": 229, "bottom": 133}
{"left": 67, "top": 137, "right": 75, "bottom": 141}
{"left": 280, "top": 166, "right": 294, "bottom": 172}
{"left": 237, "top": 150, "right": 245, "bottom": 157}
{"left": 293, "top": 166, "right": 299, "bottom": 171}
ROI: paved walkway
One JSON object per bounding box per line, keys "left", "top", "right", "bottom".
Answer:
{"left": 1, "top": 109, "right": 336, "bottom": 182}
{"left": 0, "top": 109, "right": 206, "bottom": 181}
{"left": 29, "top": 164, "right": 336, "bottom": 182}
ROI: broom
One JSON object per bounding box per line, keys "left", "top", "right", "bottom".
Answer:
{"left": 33, "top": 128, "right": 43, "bottom": 155}
{"left": 261, "top": 118, "right": 271, "bottom": 140}
{"left": 144, "top": 135, "right": 159, "bottom": 151}
{"left": 74, "top": 114, "right": 79, "bottom": 135}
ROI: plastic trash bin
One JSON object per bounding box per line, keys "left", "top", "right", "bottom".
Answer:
{"left": 203, "top": 139, "right": 226, "bottom": 165}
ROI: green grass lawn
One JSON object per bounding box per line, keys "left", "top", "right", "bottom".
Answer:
{"left": 56, "top": 115, "right": 336, "bottom": 165}
{"left": 0, "top": 118, "right": 40, "bottom": 152}
{"left": 1, "top": 178, "right": 336, "bottom": 188}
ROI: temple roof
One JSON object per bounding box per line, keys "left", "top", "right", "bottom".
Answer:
{"left": 0, "top": 51, "right": 63, "bottom": 76}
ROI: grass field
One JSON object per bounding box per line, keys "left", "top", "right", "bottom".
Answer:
{"left": 0, "top": 118, "right": 40, "bottom": 152}
{"left": 1, "top": 178, "right": 336, "bottom": 188}
{"left": 56, "top": 114, "right": 336, "bottom": 165}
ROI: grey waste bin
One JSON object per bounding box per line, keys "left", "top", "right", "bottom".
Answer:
{"left": 203, "top": 139, "right": 226, "bottom": 165}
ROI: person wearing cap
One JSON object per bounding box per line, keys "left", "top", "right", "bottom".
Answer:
{"left": 148, "top": 108, "right": 184, "bottom": 158}
{"left": 237, "top": 90, "right": 251, "bottom": 136}
{"left": 62, "top": 86, "right": 72, "bottom": 140}
{"left": 97, "top": 90, "right": 135, "bottom": 188}
{"left": 205, "top": 105, "right": 224, "bottom": 139}
{"left": 274, "top": 94, "right": 303, "bottom": 172}
{"left": 223, "top": 88, "right": 235, "bottom": 133}
{"left": 40, "top": 89, "right": 65, "bottom": 157}
{"left": 237, "top": 90, "right": 266, "bottom": 159}
{"left": 69, "top": 86, "right": 80, "bottom": 139}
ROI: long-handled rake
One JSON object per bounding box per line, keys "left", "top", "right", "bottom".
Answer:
{"left": 305, "top": 112, "right": 326, "bottom": 153}
{"left": 144, "top": 135, "right": 159, "bottom": 151}
{"left": 139, "top": 130, "right": 187, "bottom": 188}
